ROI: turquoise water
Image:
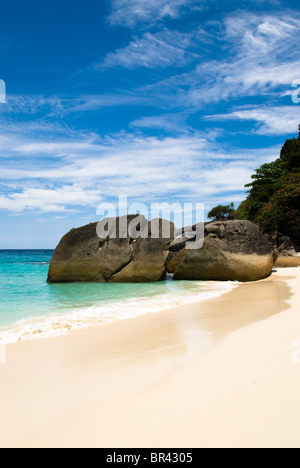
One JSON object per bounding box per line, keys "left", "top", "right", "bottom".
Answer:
{"left": 0, "top": 250, "right": 234, "bottom": 343}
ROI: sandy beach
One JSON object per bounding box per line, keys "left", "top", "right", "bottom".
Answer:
{"left": 2, "top": 0, "right": 300, "bottom": 452}
{"left": 0, "top": 266, "right": 300, "bottom": 448}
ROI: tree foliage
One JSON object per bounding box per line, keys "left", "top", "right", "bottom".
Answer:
{"left": 280, "top": 137, "right": 300, "bottom": 172}
{"left": 208, "top": 203, "right": 235, "bottom": 220}
{"left": 236, "top": 133, "right": 300, "bottom": 246}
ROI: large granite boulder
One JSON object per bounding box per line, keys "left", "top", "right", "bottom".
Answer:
{"left": 172, "top": 220, "right": 278, "bottom": 282}
{"left": 48, "top": 215, "right": 174, "bottom": 283}
{"left": 166, "top": 223, "right": 203, "bottom": 274}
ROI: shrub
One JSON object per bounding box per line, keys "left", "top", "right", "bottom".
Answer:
{"left": 208, "top": 203, "right": 235, "bottom": 220}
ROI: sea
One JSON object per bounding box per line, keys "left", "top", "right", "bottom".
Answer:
{"left": 0, "top": 250, "right": 235, "bottom": 344}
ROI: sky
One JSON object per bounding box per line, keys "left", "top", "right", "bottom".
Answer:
{"left": 0, "top": 0, "right": 300, "bottom": 248}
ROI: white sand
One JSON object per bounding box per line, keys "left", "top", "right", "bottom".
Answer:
{"left": 0, "top": 267, "right": 299, "bottom": 448}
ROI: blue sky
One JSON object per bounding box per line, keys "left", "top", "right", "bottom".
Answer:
{"left": 0, "top": 0, "right": 300, "bottom": 248}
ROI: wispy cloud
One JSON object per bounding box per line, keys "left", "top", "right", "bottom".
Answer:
{"left": 108, "top": 0, "right": 283, "bottom": 28}
{"left": 100, "top": 29, "right": 199, "bottom": 69}
{"left": 207, "top": 105, "right": 300, "bottom": 135}
{"left": 130, "top": 113, "right": 190, "bottom": 132}
{"left": 2, "top": 95, "right": 64, "bottom": 115}
{"left": 0, "top": 186, "right": 102, "bottom": 213}
{"left": 0, "top": 125, "right": 281, "bottom": 212}
{"left": 1, "top": 93, "right": 150, "bottom": 121}
{"left": 136, "top": 12, "right": 300, "bottom": 109}
{"left": 108, "top": 0, "right": 201, "bottom": 28}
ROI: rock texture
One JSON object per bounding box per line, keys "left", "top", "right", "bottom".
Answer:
{"left": 260, "top": 225, "right": 298, "bottom": 257}
{"left": 166, "top": 222, "right": 205, "bottom": 274}
{"left": 166, "top": 250, "right": 189, "bottom": 274}
{"left": 48, "top": 215, "right": 174, "bottom": 283}
{"left": 172, "top": 220, "right": 278, "bottom": 282}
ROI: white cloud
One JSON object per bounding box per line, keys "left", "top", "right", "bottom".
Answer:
{"left": 3, "top": 95, "right": 64, "bottom": 115}
{"left": 207, "top": 106, "right": 300, "bottom": 135}
{"left": 0, "top": 186, "right": 102, "bottom": 213}
{"left": 0, "top": 127, "right": 281, "bottom": 213}
{"left": 1, "top": 94, "right": 150, "bottom": 120}
{"left": 136, "top": 12, "right": 300, "bottom": 108}
{"left": 108, "top": 0, "right": 200, "bottom": 27}
{"left": 130, "top": 113, "right": 189, "bottom": 132}
{"left": 224, "top": 14, "right": 300, "bottom": 50}
{"left": 108, "top": 0, "right": 283, "bottom": 28}
{"left": 101, "top": 30, "right": 196, "bottom": 69}
{"left": 217, "top": 13, "right": 300, "bottom": 86}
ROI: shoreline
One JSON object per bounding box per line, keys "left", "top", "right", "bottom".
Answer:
{"left": 0, "top": 279, "right": 236, "bottom": 345}
{"left": 0, "top": 267, "right": 299, "bottom": 448}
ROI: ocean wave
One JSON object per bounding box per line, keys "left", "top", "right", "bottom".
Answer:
{"left": 0, "top": 281, "right": 237, "bottom": 344}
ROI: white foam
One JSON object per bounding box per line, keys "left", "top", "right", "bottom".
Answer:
{"left": 0, "top": 281, "right": 237, "bottom": 344}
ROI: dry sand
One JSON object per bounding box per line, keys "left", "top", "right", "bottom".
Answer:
{"left": 0, "top": 267, "right": 299, "bottom": 448}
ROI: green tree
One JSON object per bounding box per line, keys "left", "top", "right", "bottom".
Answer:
{"left": 208, "top": 203, "right": 235, "bottom": 221}
{"left": 259, "top": 173, "right": 300, "bottom": 241}
{"left": 236, "top": 130, "right": 300, "bottom": 246}
{"left": 240, "top": 159, "right": 288, "bottom": 220}
{"left": 280, "top": 137, "right": 300, "bottom": 172}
